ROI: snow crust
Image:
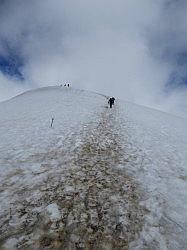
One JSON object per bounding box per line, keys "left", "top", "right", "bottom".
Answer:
{"left": 0, "top": 86, "right": 104, "bottom": 182}
{"left": 0, "top": 86, "right": 187, "bottom": 249}
{"left": 45, "top": 203, "right": 61, "bottom": 221}
{"left": 117, "top": 100, "right": 187, "bottom": 249}
{"left": 0, "top": 87, "right": 104, "bottom": 227}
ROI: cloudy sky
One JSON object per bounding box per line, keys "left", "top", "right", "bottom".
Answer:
{"left": 0, "top": 0, "right": 187, "bottom": 117}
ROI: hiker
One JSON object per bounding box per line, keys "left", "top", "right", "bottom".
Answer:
{"left": 111, "top": 97, "right": 115, "bottom": 105}
{"left": 108, "top": 97, "right": 115, "bottom": 108}
{"left": 64, "top": 84, "right": 66, "bottom": 87}
{"left": 67, "top": 83, "right": 70, "bottom": 87}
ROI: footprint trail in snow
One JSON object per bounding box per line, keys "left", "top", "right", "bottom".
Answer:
{"left": 0, "top": 105, "right": 145, "bottom": 250}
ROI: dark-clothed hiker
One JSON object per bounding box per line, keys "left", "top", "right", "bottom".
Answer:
{"left": 108, "top": 97, "right": 115, "bottom": 108}
{"left": 67, "top": 83, "right": 70, "bottom": 87}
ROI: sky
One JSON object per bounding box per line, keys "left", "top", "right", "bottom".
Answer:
{"left": 0, "top": 0, "right": 187, "bottom": 117}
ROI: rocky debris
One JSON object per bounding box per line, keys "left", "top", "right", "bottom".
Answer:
{"left": 0, "top": 107, "right": 145, "bottom": 249}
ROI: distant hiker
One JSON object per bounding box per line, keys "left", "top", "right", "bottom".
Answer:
{"left": 67, "top": 83, "right": 70, "bottom": 87}
{"left": 108, "top": 97, "right": 115, "bottom": 108}
{"left": 64, "top": 84, "right": 66, "bottom": 87}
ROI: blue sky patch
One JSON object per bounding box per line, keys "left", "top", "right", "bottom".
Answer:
{"left": 0, "top": 39, "right": 24, "bottom": 80}
{"left": 0, "top": 53, "right": 24, "bottom": 80}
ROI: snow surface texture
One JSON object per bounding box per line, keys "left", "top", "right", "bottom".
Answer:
{"left": 118, "top": 101, "right": 187, "bottom": 250}
{"left": 0, "top": 86, "right": 186, "bottom": 249}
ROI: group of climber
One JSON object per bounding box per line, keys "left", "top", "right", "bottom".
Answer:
{"left": 64, "top": 83, "right": 70, "bottom": 87}
{"left": 108, "top": 97, "right": 115, "bottom": 108}
{"left": 60, "top": 83, "right": 70, "bottom": 87}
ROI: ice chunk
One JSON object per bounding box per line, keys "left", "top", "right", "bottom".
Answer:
{"left": 46, "top": 203, "right": 61, "bottom": 221}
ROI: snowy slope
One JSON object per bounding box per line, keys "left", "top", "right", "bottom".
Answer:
{"left": 0, "top": 86, "right": 104, "bottom": 178}
{"left": 0, "top": 86, "right": 187, "bottom": 249}
{"left": 117, "top": 101, "right": 187, "bottom": 249}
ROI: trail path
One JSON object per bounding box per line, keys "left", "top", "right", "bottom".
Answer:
{"left": 0, "top": 104, "right": 145, "bottom": 250}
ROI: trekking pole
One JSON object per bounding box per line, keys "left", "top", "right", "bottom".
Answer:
{"left": 51, "top": 117, "right": 54, "bottom": 128}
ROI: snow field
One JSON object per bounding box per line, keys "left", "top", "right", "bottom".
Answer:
{"left": 0, "top": 86, "right": 187, "bottom": 249}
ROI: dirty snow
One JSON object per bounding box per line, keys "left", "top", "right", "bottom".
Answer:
{"left": 0, "top": 86, "right": 187, "bottom": 249}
